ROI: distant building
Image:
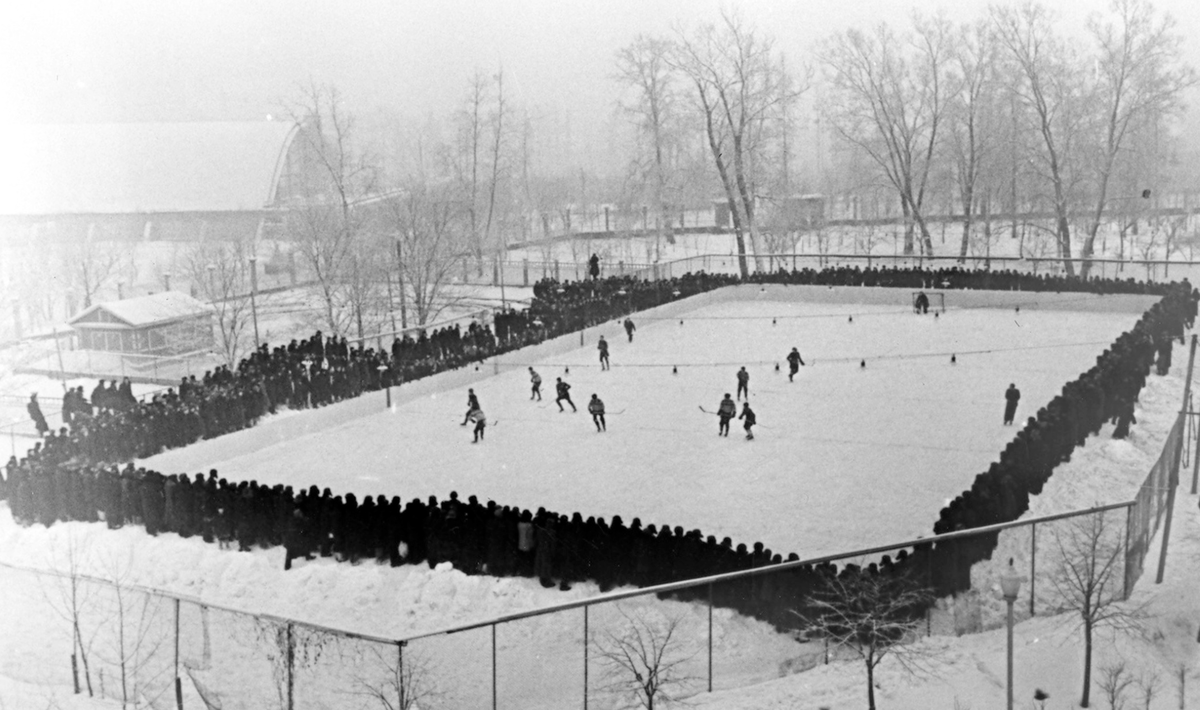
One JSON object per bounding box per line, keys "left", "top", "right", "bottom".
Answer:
{"left": 712, "top": 194, "right": 826, "bottom": 231}
{"left": 69, "top": 291, "right": 213, "bottom": 355}
{"left": 0, "top": 121, "right": 312, "bottom": 244}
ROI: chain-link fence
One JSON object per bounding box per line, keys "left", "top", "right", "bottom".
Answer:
{"left": 0, "top": 494, "right": 1153, "bottom": 709}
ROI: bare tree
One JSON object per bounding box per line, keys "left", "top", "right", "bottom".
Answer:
{"left": 672, "top": 10, "right": 805, "bottom": 276}
{"left": 797, "top": 568, "right": 935, "bottom": 710}
{"left": 591, "top": 607, "right": 698, "bottom": 710}
{"left": 1048, "top": 511, "right": 1143, "bottom": 708}
{"left": 386, "top": 182, "right": 472, "bottom": 327}
{"left": 1075, "top": 0, "right": 1196, "bottom": 276}
{"left": 185, "top": 238, "right": 253, "bottom": 366}
{"left": 349, "top": 642, "right": 444, "bottom": 710}
{"left": 92, "top": 551, "right": 172, "bottom": 709}
{"left": 616, "top": 35, "right": 681, "bottom": 261}
{"left": 60, "top": 229, "right": 123, "bottom": 311}
{"left": 947, "top": 20, "right": 1001, "bottom": 261}
{"left": 41, "top": 530, "right": 99, "bottom": 697}
{"left": 1097, "top": 660, "right": 1134, "bottom": 710}
{"left": 1134, "top": 667, "right": 1161, "bottom": 709}
{"left": 285, "top": 82, "right": 380, "bottom": 337}
{"left": 821, "top": 14, "right": 954, "bottom": 257}
{"left": 993, "top": 3, "right": 1091, "bottom": 276}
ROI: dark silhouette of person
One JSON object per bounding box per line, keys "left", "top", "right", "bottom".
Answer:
{"left": 1003, "top": 384, "right": 1021, "bottom": 425}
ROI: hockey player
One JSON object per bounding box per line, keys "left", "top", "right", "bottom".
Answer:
{"left": 915, "top": 291, "right": 930, "bottom": 314}
{"left": 598, "top": 336, "right": 610, "bottom": 371}
{"left": 461, "top": 388, "right": 481, "bottom": 425}
{"left": 555, "top": 378, "right": 577, "bottom": 412}
{"left": 717, "top": 393, "right": 736, "bottom": 436}
{"left": 528, "top": 367, "right": 543, "bottom": 401}
{"left": 588, "top": 394, "right": 606, "bottom": 432}
{"left": 623, "top": 318, "right": 636, "bottom": 342}
{"left": 786, "top": 348, "right": 805, "bottom": 382}
{"left": 736, "top": 366, "right": 750, "bottom": 400}
{"left": 739, "top": 401, "right": 757, "bottom": 440}
{"left": 467, "top": 406, "right": 487, "bottom": 442}
{"left": 1003, "top": 383, "right": 1021, "bottom": 425}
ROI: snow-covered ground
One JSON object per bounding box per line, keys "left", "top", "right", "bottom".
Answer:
{"left": 144, "top": 286, "right": 1154, "bottom": 558}
{"left": 1, "top": 285, "right": 1195, "bottom": 709}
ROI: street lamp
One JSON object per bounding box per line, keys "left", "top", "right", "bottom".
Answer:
{"left": 1000, "top": 558, "right": 1024, "bottom": 710}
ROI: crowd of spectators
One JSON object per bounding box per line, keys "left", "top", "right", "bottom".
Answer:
{"left": 2, "top": 265, "right": 1196, "bottom": 631}
{"left": 750, "top": 264, "right": 1177, "bottom": 294}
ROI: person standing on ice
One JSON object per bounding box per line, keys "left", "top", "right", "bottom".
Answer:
{"left": 739, "top": 401, "right": 757, "bottom": 440}
{"left": 624, "top": 318, "right": 636, "bottom": 342}
{"left": 528, "top": 367, "right": 543, "bottom": 401}
{"left": 1003, "top": 383, "right": 1021, "bottom": 425}
{"left": 588, "top": 394, "right": 606, "bottom": 432}
{"left": 555, "top": 378, "right": 577, "bottom": 412}
{"left": 588, "top": 253, "right": 601, "bottom": 280}
{"left": 598, "top": 336, "right": 611, "bottom": 371}
{"left": 467, "top": 406, "right": 487, "bottom": 442}
{"left": 461, "top": 388, "right": 481, "bottom": 425}
{"left": 717, "top": 394, "right": 737, "bottom": 436}
{"left": 786, "top": 348, "right": 805, "bottom": 382}
{"left": 736, "top": 367, "right": 750, "bottom": 400}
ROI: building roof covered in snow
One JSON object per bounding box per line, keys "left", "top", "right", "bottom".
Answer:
{"left": 0, "top": 121, "right": 299, "bottom": 216}
{"left": 69, "top": 291, "right": 214, "bottom": 330}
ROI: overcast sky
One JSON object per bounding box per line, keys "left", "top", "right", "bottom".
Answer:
{"left": 3, "top": 0, "right": 1198, "bottom": 173}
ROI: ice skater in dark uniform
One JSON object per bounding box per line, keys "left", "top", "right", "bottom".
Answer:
{"left": 739, "top": 402, "right": 756, "bottom": 440}
{"left": 786, "top": 347, "right": 805, "bottom": 382}
{"left": 528, "top": 367, "right": 543, "bottom": 401}
{"left": 598, "top": 336, "right": 610, "bottom": 371}
{"left": 717, "top": 394, "right": 736, "bottom": 437}
{"left": 624, "top": 318, "right": 636, "bottom": 342}
{"left": 588, "top": 394, "right": 606, "bottom": 432}
{"left": 1003, "top": 383, "right": 1021, "bottom": 425}
{"left": 461, "top": 388, "right": 480, "bottom": 425}
{"left": 736, "top": 366, "right": 750, "bottom": 400}
{"left": 915, "top": 291, "right": 930, "bottom": 314}
{"left": 467, "top": 406, "right": 487, "bottom": 442}
{"left": 555, "top": 378, "right": 577, "bottom": 412}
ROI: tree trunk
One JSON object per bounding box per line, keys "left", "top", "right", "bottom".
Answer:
{"left": 866, "top": 658, "right": 877, "bottom": 710}
{"left": 900, "top": 200, "right": 915, "bottom": 255}
{"left": 1081, "top": 621, "right": 1093, "bottom": 707}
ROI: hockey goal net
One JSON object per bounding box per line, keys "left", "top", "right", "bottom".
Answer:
{"left": 912, "top": 291, "right": 945, "bottom": 314}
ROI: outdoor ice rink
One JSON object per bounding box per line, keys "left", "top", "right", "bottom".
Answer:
{"left": 144, "top": 285, "right": 1157, "bottom": 558}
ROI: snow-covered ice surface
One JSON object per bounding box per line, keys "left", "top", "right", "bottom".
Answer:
{"left": 144, "top": 286, "right": 1154, "bottom": 558}
{"left": 4, "top": 285, "right": 1196, "bottom": 709}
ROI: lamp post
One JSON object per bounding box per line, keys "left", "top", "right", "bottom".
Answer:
{"left": 1000, "top": 558, "right": 1024, "bottom": 710}
{"left": 248, "top": 256, "right": 261, "bottom": 349}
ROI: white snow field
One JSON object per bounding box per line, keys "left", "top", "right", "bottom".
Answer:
{"left": 145, "top": 285, "right": 1157, "bottom": 558}
{"left": 3, "top": 284, "right": 1195, "bottom": 710}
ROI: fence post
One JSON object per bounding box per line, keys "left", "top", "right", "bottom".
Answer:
{"left": 1029, "top": 522, "right": 1037, "bottom": 616}
{"left": 523, "top": 260, "right": 529, "bottom": 288}
{"left": 1156, "top": 335, "right": 1197, "bottom": 583}
{"left": 397, "top": 642, "right": 406, "bottom": 710}
{"left": 1124, "top": 505, "right": 1134, "bottom": 600}
{"left": 1192, "top": 404, "right": 1200, "bottom": 494}
{"left": 286, "top": 622, "right": 295, "bottom": 710}
{"left": 175, "top": 598, "right": 183, "bottom": 710}
{"left": 491, "top": 623, "right": 497, "bottom": 710}
{"left": 583, "top": 606, "right": 589, "bottom": 710}
{"left": 707, "top": 582, "right": 713, "bottom": 693}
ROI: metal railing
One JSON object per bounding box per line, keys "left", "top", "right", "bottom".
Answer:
{"left": 0, "top": 497, "right": 1151, "bottom": 710}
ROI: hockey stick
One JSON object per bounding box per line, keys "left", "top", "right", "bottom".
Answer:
{"left": 698, "top": 405, "right": 715, "bottom": 414}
